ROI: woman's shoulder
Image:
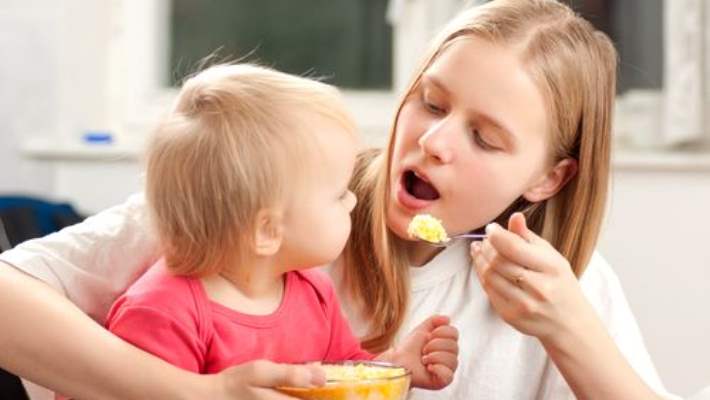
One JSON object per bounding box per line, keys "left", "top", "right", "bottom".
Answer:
{"left": 578, "top": 251, "right": 633, "bottom": 326}
{"left": 579, "top": 251, "right": 620, "bottom": 290}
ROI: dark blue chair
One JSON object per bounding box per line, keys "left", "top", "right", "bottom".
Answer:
{"left": 0, "top": 196, "right": 84, "bottom": 252}
{"left": 0, "top": 195, "right": 85, "bottom": 399}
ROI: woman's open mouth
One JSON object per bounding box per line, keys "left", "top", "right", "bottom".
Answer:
{"left": 396, "top": 169, "right": 441, "bottom": 210}
{"left": 404, "top": 170, "right": 440, "bottom": 200}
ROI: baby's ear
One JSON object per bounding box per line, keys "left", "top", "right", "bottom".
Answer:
{"left": 523, "top": 158, "right": 578, "bottom": 203}
{"left": 252, "top": 208, "right": 284, "bottom": 256}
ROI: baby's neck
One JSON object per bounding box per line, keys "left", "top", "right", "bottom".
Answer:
{"left": 201, "top": 257, "right": 285, "bottom": 315}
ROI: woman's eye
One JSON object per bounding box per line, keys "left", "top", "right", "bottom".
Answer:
{"left": 421, "top": 94, "right": 446, "bottom": 115}
{"left": 425, "top": 100, "right": 445, "bottom": 114}
{"left": 472, "top": 129, "right": 498, "bottom": 151}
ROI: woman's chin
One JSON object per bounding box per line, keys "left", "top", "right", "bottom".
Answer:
{"left": 385, "top": 209, "right": 413, "bottom": 242}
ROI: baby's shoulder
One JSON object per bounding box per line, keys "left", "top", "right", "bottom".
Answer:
{"left": 291, "top": 269, "right": 337, "bottom": 304}
{"left": 114, "top": 259, "right": 201, "bottom": 317}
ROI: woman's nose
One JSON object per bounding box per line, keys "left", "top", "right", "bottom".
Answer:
{"left": 418, "top": 118, "right": 455, "bottom": 164}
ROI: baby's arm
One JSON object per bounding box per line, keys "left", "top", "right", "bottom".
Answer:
{"left": 376, "top": 315, "right": 459, "bottom": 390}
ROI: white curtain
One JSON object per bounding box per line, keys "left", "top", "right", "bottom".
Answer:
{"left": 663, "top": 0, "right": 707, "bottom": 146}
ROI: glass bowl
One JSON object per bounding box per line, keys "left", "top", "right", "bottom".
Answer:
{"left": 277, "top": 361, "right": 411, "bottom": 400}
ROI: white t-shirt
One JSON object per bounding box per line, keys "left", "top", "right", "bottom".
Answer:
{"left": 330, "top": 239, "right": 678, "bottom": 400}
{"left": 0, "top": 194, "right": 678, "bottom": 400}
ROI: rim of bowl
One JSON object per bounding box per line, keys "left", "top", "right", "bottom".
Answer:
{"left": 321, "top": 360, "right": 412, "bottom": 383}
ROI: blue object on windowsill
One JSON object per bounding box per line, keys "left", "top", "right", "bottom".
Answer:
{"left": 82, "top": 131, "right": 113, "bottom": 144}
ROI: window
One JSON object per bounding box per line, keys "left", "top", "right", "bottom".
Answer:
{"left": 115, "top": 0, "right": 709, "bottom": 150}
{"left": 566, "top": 0, "right": 709, "bottom": 149}
{"left": 169, "top": 0, "right": 392, "bottom": 89}
{"left": 567, "top": 0, "right": 664, "bottom": 93}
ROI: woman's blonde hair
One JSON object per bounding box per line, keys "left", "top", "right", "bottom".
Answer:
{"left": 343, "top": 0, "right": 618, "bottom": 351}
{"left": 146, "top": 64, "right": 356, "bottom": 277}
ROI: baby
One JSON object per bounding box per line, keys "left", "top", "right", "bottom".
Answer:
{"left": 103, "top": 64, "right": 458, "bottom": 391}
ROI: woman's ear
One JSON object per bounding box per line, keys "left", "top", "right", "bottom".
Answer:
{"left": 523, "top": 158, "right": 578, "bottom": 203}
{"left": 252, "top": 209, "right": 284, "bottom": 256}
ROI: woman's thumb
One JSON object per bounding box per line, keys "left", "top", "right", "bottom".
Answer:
{"left": 507, "top": 212, "right": 537, "bottom": 243}
{"left": 246, "top": 360, "right": 326, "bottom": 388}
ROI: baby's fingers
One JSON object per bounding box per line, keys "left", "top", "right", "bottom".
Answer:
{"left": 422, "top": 337, "right": 458, "bottom": 356}
{"left": 429, "top": 324, "right": 459, "bottom": 340}
{"left": 422, "top": 351, "right": 458, "bottom": 372}
{"left": 426, "top": 363, "right": 455, "bottom": 388}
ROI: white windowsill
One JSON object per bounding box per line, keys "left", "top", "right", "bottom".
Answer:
{"left": 22, "top": 136, "right": 710, "bottom": 173}
{"left": 612, "top": 148, "right": 710, "bottom": 172}
{"left": 21, "top": 137, "right": 143, "bottom": 162}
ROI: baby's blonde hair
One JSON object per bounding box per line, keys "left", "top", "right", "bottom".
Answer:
{"left": 344, "top": 0, "right": 618, "bottom": 351}
{"left": 146, "top": 64, "right": 356, "bottom": 277}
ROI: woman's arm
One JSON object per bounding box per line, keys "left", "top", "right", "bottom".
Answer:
{"left": 0, "top": 262, "right": 206, "bottom": 399}
{"left": 472, "top": 213, "right": 667, "bottom": 399}
{"left": 540, "top": 309, "right": 661, "bottom": 399}
{"left": 0, "top": 194, "right": 160, "bottom": 321}
{"left": 0, "top": 263, "right": 324, "bottom": 400}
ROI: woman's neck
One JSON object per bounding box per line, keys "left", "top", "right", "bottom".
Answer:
{"left": 201, "top": 257, "right": 284, "bottom": 315}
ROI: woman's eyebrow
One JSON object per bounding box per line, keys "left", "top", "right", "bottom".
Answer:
{"left": 422, "top": 74, "right": 450, "bottom": 94}
{"left": 424, "top": 74, "right": 518, "bottom": 148}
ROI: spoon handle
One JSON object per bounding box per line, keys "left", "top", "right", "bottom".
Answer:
{"left": 452, "top": 233, "right": 487, "bottom": 241}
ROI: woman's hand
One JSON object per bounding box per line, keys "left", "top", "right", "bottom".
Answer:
{"left": 471, "top": 212, "right": 597, "bottom": 344}
{"left": 471, "top": 212, "right": 665, "bottom": 399}
{"left": 382, "top": 315, "right": 459, "bottom": 390}
{"left": 210, "top": 360, "right": 325, "bottom": 400}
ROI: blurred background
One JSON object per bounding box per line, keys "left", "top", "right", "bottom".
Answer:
{"left": 0, "top": 0, "right": 708, "bottom": 397}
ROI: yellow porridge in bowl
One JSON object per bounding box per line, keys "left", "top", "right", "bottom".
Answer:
{"left": 407, "top": 214, "right": 449, "bottom": 244}
{"left": 278, "top": 361, "right": 411, "bottom": 400}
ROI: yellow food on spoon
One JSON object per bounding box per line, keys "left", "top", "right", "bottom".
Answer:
{"left": 407, "top": 214, "right": 449, "bottom": 244}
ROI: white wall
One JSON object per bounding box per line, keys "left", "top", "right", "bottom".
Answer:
{"left": 0, "top": 1, "right": 113, "bottom": 202}
{"left": 600, "top": 163, "right": 710, "bottom": 397}
{"left": 0, "top": 1, "right": 60, "bottom": 196}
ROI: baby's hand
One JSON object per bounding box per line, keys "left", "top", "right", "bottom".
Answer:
{"left": 383, "top": 315, "right": 459, "bottom": 390}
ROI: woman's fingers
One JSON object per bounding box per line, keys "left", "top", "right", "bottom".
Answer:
{"left": 248, "top": 361, "right": 325, "bottom": 388}
{"left": 488, "top": 260, "right": 548, "bottom": 301}
{"left": 485, "top": 223, "right": 559, "bottom": 273}
{"left": 506, "top": 212, "right": 546, "bottom": 245}
{"left": 484, "top": 269, "right": 528, "bottom": 303}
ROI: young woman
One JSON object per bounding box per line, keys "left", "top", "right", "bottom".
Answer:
{"left": 0, "top": 1, "right": 676, "bottom": 399}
